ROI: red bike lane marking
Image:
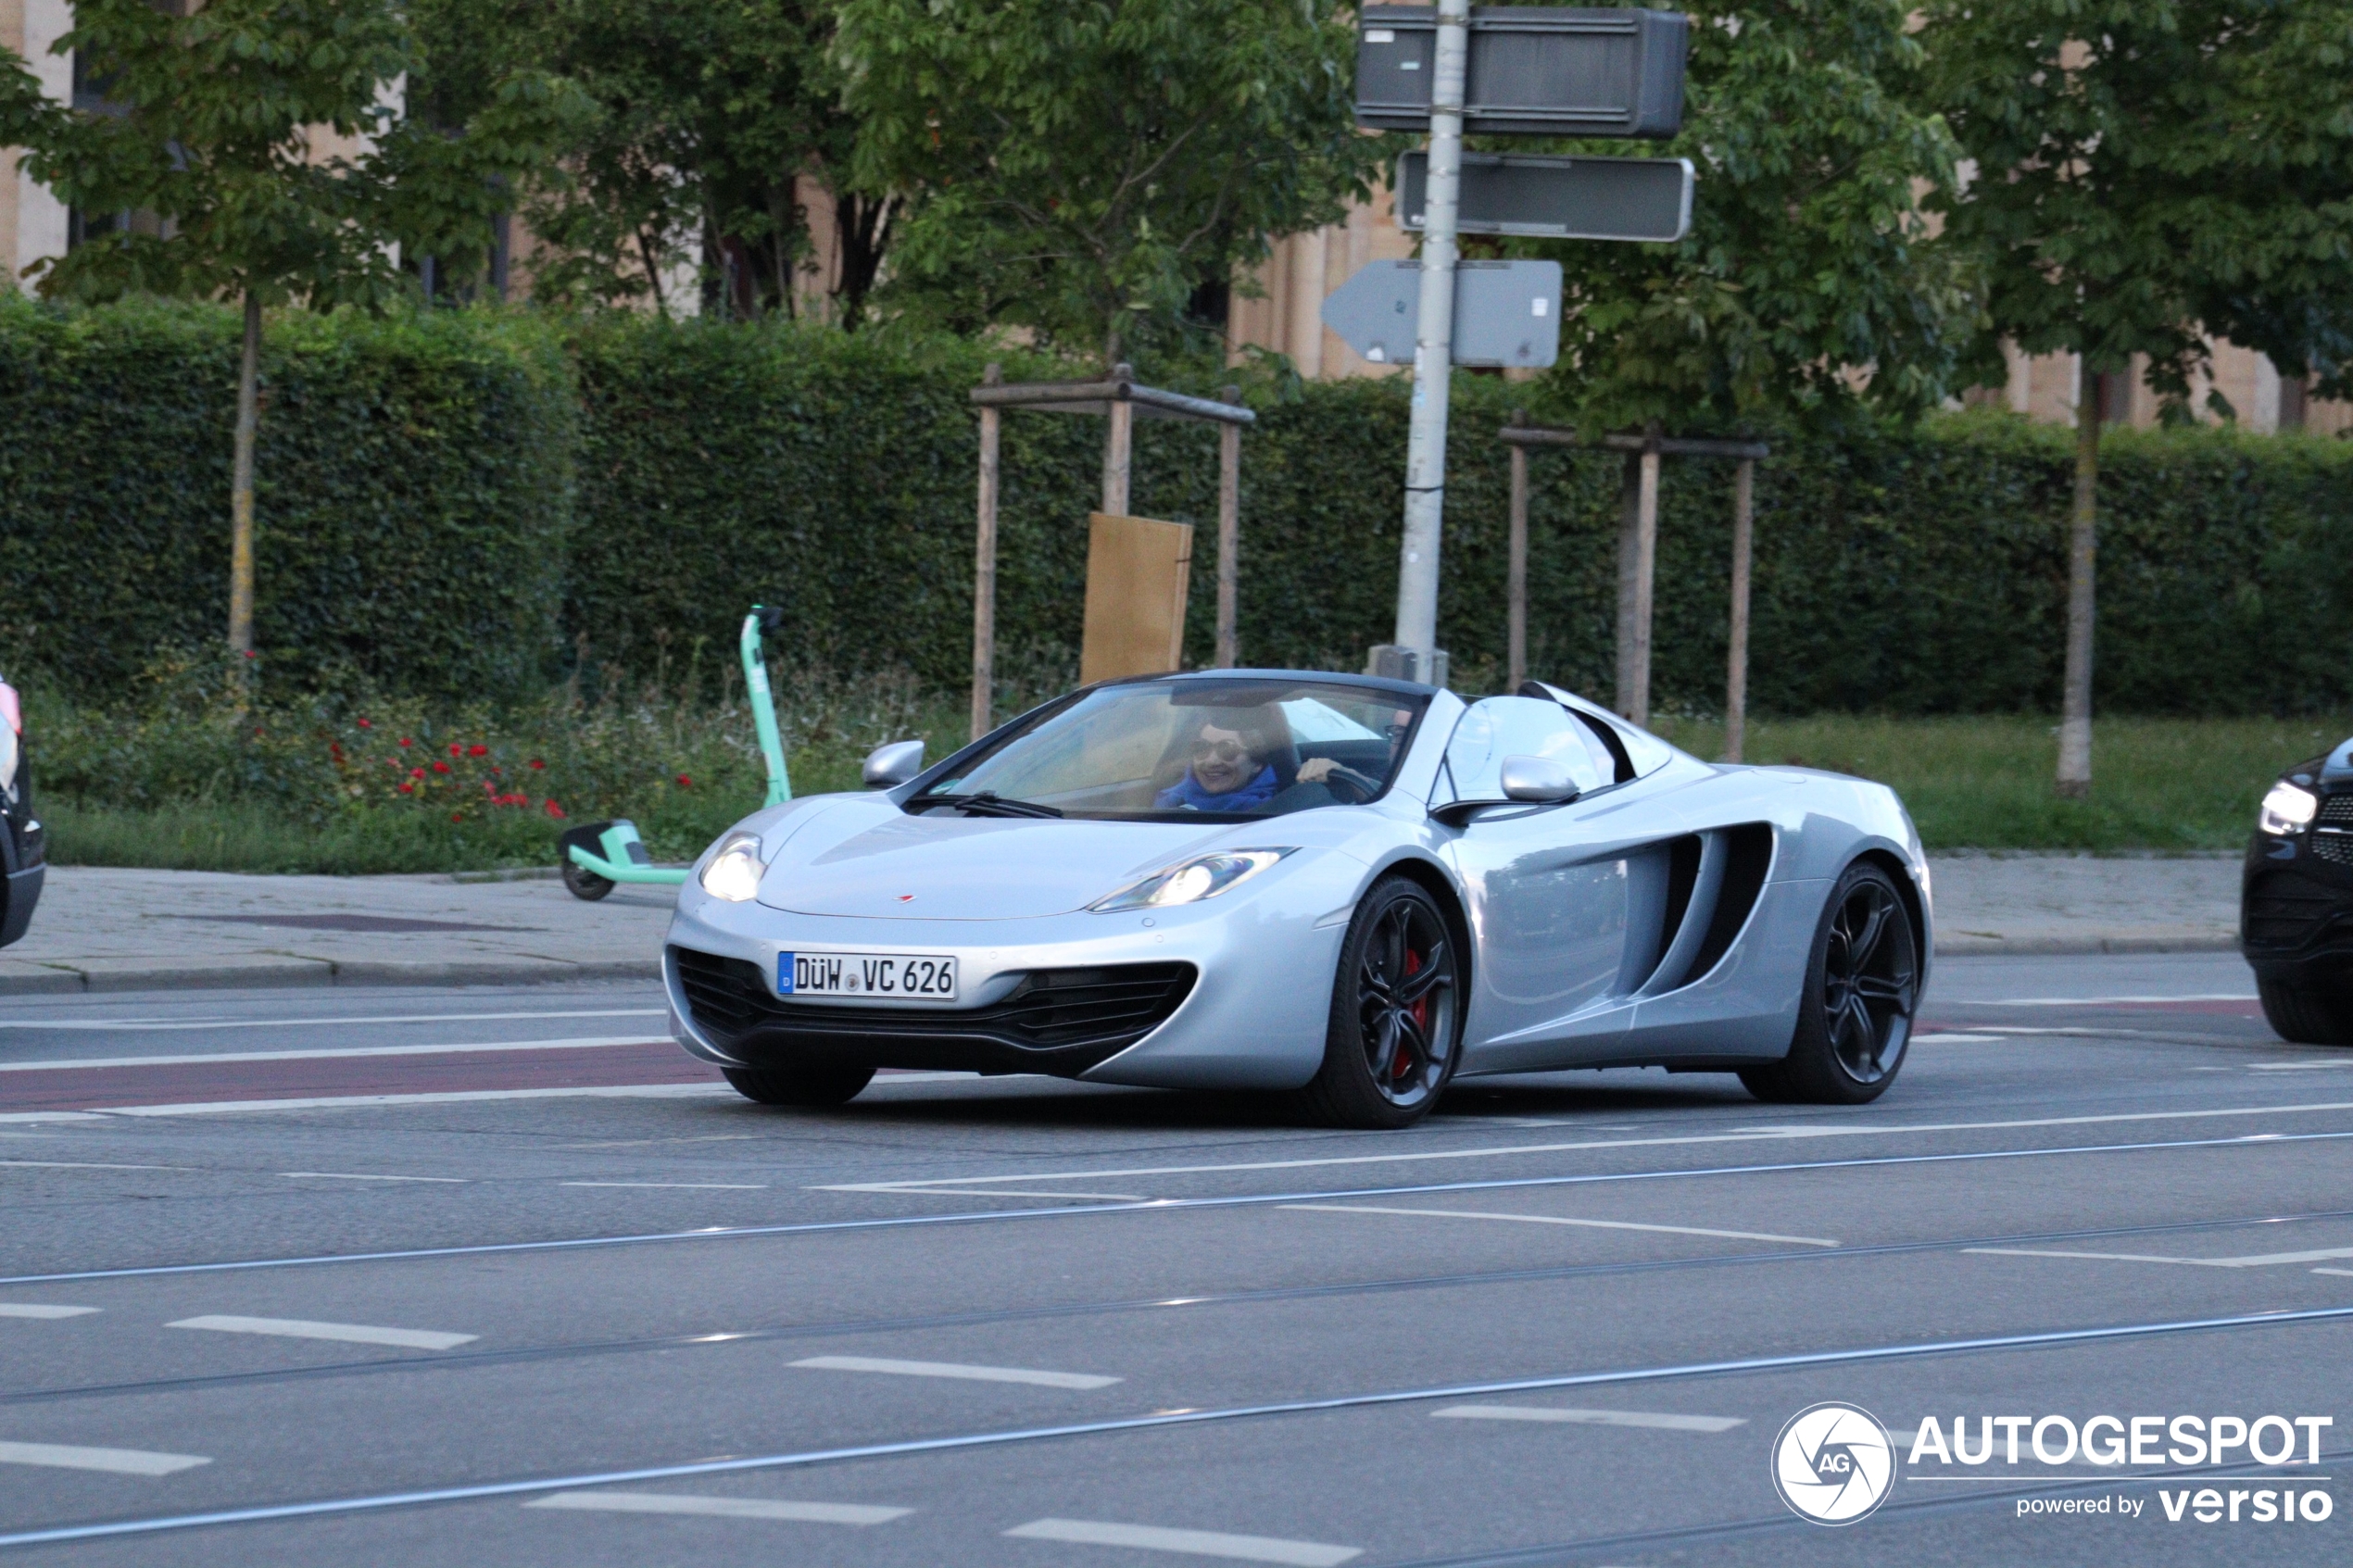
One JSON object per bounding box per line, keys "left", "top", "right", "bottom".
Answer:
{"left": 0, "top": 1042, "right": 720, "bottom": 1112}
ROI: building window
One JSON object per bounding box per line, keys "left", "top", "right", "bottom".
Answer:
{"left": 2095, "top": 370, "right": 2133, "bottom": 425}
{"left": 2280, "top": 376, "right": 2309, "bottom": 433}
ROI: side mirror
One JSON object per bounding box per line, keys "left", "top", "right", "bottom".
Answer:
{"left": 1499, "top": 754, "right": 1580, "bottom": 804}
{"left": 862, "top": 739, "right": 926, "bottom": 789}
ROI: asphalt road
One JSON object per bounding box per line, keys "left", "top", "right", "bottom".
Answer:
{"left": 0, "top": 951, "right": 2346, "bottom": 1566}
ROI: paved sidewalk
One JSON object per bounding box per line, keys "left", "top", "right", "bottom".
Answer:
{"left": 0, "top": 852, "right": 2244, "bottom": 995}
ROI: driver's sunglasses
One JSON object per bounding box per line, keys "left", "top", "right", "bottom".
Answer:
{"left": 1191, "top": 737, "right": 1252, "bottom": 761}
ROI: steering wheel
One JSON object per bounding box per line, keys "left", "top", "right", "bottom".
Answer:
{"left": 1321, "top": 766, "right": 1381, "bottom": 804}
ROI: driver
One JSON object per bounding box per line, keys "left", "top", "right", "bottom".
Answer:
{"left": 1157, "top": 709, "right": 1289, "bottom": 811}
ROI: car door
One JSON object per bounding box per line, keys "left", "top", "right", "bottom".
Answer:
{"left": 1438, "top": 696, "right": 1650, "bottom": 1067}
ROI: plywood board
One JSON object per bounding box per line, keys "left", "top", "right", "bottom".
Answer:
{"left": 1080, "top": 512, "right": 1193, "bottom": 684}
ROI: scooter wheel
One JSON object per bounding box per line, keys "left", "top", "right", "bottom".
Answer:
{"left": 561, "top": 858, "right": 615, "bottom": 901}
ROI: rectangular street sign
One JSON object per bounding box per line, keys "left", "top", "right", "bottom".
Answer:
{"left": 1396, "top": 152, "right": 1693, "bottom": 243}
{"left": 1355, "top": 6, "right": 1689, "bottom": 137}
{"left": 1320, "top": 259, "right": 1563, "bottom": 370}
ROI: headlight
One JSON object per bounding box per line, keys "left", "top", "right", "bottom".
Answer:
{"left": 2259, "top": 781, "right": 2319, "bottom": 836}
{"left": 699, "top": 832, "right": 766, "bottom": 900}
{"left": 1090, "top": 849, "right": 1292, "bottom": 912}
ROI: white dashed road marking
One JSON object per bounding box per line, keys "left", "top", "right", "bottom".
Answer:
{"left": 169, "top": 1315, "right": 477, "bottom": 1351}
{"left": 1284, "top": 1203, "right": 1838, "bottom": 1248}
{"left": 0, "top": 1441, "right": 209, "bottom": 1476}
{"left": 560, "top": 1182, "right": 769, "bottom": 1190}
{"left": 1433, "top": 1405, "right": 1746, "bottom": 1432}
{"left": 1004, "top": 1518, "right": 1361, "bottom": 1565}
{"left": 0, "top": 1037, "right": 660, "bottom": 1073}
{"left": 1968, "top": 1244, "right": 2353, "bottom": 1269}
{"left": 1912, "top": 1034, "right": 2002, "bottom": 1044}
{"left": 789, "top": 1355, "right": 1119, "bottom": 1390}
{"left": 278, "top": 1173, "right": 467, "bottom": 1185}
{"left": 0, "top": 1304, "right": 98, "bottom": 1320}
{"left": 524, "top": 1491, "right": 909, "bottom": 1524}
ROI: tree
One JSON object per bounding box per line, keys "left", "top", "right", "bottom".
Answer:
{"left": 1536, "top": 0, "right": 1977, "bottom": 435}
{"left": 835, "top": 0, "right": 1389, "bottom": 364}
{"left": 413, "top": 0, "right": 882, "bottom": 323}
{"left": 0, "top": 0, "right": 576, "bottom": 667}
{"left": 1922, "top": 0, "right": 2353, "bottom": 796}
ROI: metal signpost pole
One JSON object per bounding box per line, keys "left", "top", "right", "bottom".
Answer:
{"left": 1216, "top": 384, "right": 1242, "bottom": 668}
{"left": 1392, "top": 0, "right": 1471, "bottom": 672}
{"left": 1102, "top": 361, "right": 1136, "bottom": 517}
{"left": 1506, "top": 409, "right": 1529, "bottom": 692}
{"left": 972, "top": 362, "right": 1002, "bottom": 743}
{"left": 1725, "top": 456, "right": 1754, "bottom": 763}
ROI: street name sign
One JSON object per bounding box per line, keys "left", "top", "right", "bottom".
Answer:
{"left": 1354, "top": 6, "right": 1689, "bottom": 137}
{"left": 1320, "top": 259, "right": 1563, "bottom": 370}
{"left": 1396, "top": 151, "right": 1693, "bottom": 243}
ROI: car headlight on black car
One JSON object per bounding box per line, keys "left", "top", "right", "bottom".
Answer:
{"left": 699, "top": 832, "right": 766, "bottom": 900}
{"left": 1091, "top": 849, "right": 1293, "bottom": 912}
{"left": 2260, "top": 781, "right": 2320, "bottom": 836}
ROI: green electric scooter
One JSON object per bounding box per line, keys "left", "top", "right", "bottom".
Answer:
{"left": 557, "top": 605, "right": 793, "bottom": 901}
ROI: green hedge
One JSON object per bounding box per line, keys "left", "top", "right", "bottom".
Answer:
{"left": 6, "top": 300, "right": 2353, "bottom": 716}
{"left": 0, "top": 296, "right": 577, "bottom": 702}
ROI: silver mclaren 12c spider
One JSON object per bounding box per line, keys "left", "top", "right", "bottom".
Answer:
{"left": 663, "top": 670, "right": 1931, "bottom": 1128}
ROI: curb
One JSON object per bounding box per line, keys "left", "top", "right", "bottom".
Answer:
{"left": 1933, "top": 934, "right": 2241, "bottom": 958}
{"left": 0, "top": 956, "right": 663, "bottom": 995}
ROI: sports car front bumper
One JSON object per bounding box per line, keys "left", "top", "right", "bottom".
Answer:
{"left": 662, "top": 862, "right": 1359, "bottom": 1091}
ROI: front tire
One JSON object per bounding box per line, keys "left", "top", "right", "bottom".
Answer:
{"left": 1741, "top": 861, "right": 1919, "bottom": 1106}
{"left": 1295, "top": 876, "right": 1463, "bottom": 1129}
{"left": 723, "top": 1064, "right": 875, "bottom": 1107}
{"left": 560, "top": 856, "right": 615, "bottom": 901}
{"left": 2259, "top": 976, "right": 2353, "bottom": 1046}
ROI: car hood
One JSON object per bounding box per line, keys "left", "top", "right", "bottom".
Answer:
{"left": 754, "top": 803, "right": 1264, "bottom": 921}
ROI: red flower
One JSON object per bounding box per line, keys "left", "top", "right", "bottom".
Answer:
{"left": 469, "top": 744, "right": 488, "bottom": 758}
{"left": 450, "top": 812, "right": 463, "bottom": 823}
{"left": 399, "top": 737, "right": 412, "bottom": 747}
{"left": 411, "top": 767, "right": 426, "bottom": 778}
{"left": 357, "top": 718, "right": 372, "bottom": 728}
{"left": 397, "top": 783, "right": 414, "bottom": 795}
{"left": 433, "top": 760, "right": 451, "bottom": 773}
{"left": 447, "top": 743, "right": 462, "bottom": 759}
{"left": 330, "top": 742, "right": 345, "bottom": 760}
{"left": 675, "top": 773, "right": 692, "bottom": 788}
{"left": 528, "top": 759, "right": 546, "bottom": 771}
{"left": 544, "top": 800, "right": 566, "bottom": 819}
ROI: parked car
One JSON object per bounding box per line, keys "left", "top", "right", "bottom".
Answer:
{"left": 0, "top": 673, "right": 42, "bottom": 947}
{"left": 663, "top": 670, "right": 1931, "bottom": 1128}
{"left": 2243, "top": 738, "right": 2353, "bottom": 1044}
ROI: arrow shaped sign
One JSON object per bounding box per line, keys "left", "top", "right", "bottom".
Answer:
{"left": 1320, "top": 259, "right": 1563, "bottom": 370}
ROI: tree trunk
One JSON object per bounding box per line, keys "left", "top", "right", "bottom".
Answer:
{"left": 227, "top": 287, "right": 261, "bottom": 677}
{"left": 2057, "top": 374, "right": 2101, "bottom": 798}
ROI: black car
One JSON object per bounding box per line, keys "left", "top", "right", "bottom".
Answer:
{"left": 0, "top": 673, "right": 40, "bottom": 947}
{"left": 2244, "top": 737, "right": 2353, "bottom": 1044}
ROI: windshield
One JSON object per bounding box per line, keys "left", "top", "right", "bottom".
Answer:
{"left": 912, "top": 679, "right": 1428, "bottom": 820}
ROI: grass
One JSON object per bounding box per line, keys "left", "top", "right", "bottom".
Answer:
{"left": 1644, "top": 713, "right": 2348, "bottom": 852}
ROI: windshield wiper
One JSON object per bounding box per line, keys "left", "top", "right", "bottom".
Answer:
{"left": 915, "top": 791, "right": 1063, "bottom": 820}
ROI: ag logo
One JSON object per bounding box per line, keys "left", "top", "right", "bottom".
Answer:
{"left": 1771, "top": 1401, "right": 1894, "bottom": 1524}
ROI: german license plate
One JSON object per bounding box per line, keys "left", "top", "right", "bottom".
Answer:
{"left": 779, "top": 952, "right": 958, "bottom": 1001}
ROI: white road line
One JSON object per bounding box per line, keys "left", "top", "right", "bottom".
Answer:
{"left": 789, "top": 1355, "right": 1118, "bottom": 1390}
{"left": 560, "top": 1182, "right": 768, "bottom": 1190}
{"left": 279, "top": 1173, "right": 468, "bottom": 1185}
{"left": 2251, "top": 1061, "right": 2353, "bottom": 1071}
{"left": 869, "top": 1187, "right": 1154, "bottom": 1201}
{"left": 524, "top": 1490, "right": 908, "bottom": 1524}
{"left": 1282, "top": 1204, "right": 1839, "bottom": 1248}
{"left": 0, "top": 1160, "right": 192, "bottom": 1172}
{"left": 0, "top": 1441, "right": 209, "bottom": 1475}
{"left": 1968, "top": 1244, "right": 2353, "bottom": 1269}
{"left": 169, "top": 1315, "right": 477, "bottom": 1351}
{"left": 2317, "top": 1268, "right": 2353, "bottom": 1277}
{"left": 0, "top": 1010, "right": 666, "bottom": 1033}
{"left": 1005, "top": 1518, "right": 1360, "bottom": 1565}
{"left": 92, "top": 1085, "right": 736, "bottom": 1117}
{"left": 1432, "top": 1405, "right": 1745, "bottom": 1432}
{"left": 817, "top": 1099, "right": 2353, "bottom": 1192}
{"left": 1974, "top": 994, "right": 2257, "bottom": 1007}
{"left": 0, "top": 1304, "right": 98, "bottom": 1320}
{"left": 0, "top": 1037, "right": 663, "bottom": 1073}
{"left": 1912, "top": 1034, "right": 2002, "bottom": 1044}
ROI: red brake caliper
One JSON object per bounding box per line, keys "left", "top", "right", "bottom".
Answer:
{"left": 1396, "top": 949, "right": 1425, "bottom": 1079}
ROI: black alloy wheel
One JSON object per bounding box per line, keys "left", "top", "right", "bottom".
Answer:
{"left": 1298, "top": 876, "right": 1463, "bottom": 1128}
{"left": 1742, "top": 861, "right": 1919, "bottom": 1105}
